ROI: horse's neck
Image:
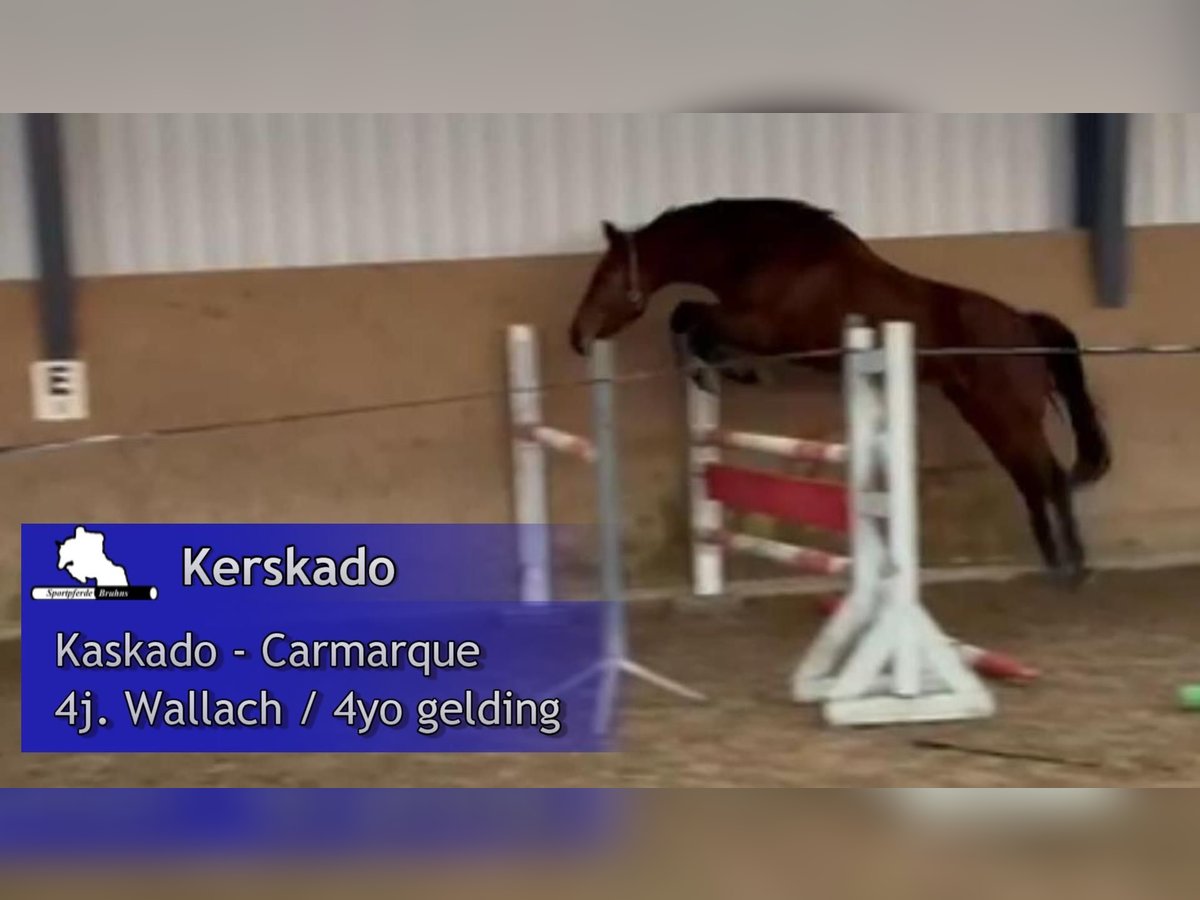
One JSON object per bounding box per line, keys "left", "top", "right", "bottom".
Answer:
{"left": 639, "top": 225, "right": 732, "bottom": 297}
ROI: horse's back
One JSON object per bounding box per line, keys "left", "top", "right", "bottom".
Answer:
{"left": 669, "top": 197, "right": 1041, "bottom": 358}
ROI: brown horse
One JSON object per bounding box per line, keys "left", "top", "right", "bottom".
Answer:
{"left": 568, "top": 198, "right": 1111, "bottom": 587}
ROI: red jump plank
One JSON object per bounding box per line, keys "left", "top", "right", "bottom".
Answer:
{"left": 705, "top": 464, "right": 850, "bottom": 534}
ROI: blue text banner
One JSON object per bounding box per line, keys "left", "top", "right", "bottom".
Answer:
{"left": 22, "top": 524, "right": 608, "bottom": 753}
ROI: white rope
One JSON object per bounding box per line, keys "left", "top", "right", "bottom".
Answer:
{"left": 4, "top": 340, "right": 1200, "bottom": 462}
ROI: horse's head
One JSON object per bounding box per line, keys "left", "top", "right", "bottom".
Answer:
{"left": 57, "top": 533, "right": 81, "bottom": 579}
{"left": 569, "top": 221, "right": 650, "bottom": 356}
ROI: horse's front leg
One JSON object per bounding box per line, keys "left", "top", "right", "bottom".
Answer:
{"left": 668, "top": 301, "right": 705, "bottom": 366}
{"left": 669, "top": 301, "right": 760, "bottom": 392}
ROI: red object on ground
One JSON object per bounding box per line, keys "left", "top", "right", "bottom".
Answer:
{"left": 958, "top": 646, "right": 1041, "bottom": 683}
{"left": 815, "top": 595, "right": 1039, "bottom": 683}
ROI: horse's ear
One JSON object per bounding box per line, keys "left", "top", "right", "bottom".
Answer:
{"left": 601, "top": 220, "right": 622, "bottom": 246}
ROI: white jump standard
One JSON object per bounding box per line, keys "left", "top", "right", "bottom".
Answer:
{"left": 507, "top": 325, "right": 705, "bottom": 735}
{"left": 688, "top": 320, "right": 1005, "bottom": 726}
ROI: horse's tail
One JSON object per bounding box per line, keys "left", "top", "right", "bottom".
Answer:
{"left": 1025, "top": 311, "right": 1112, "bottom": 486}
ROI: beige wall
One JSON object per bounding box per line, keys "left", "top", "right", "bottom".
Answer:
{"left": 3, "top": 225, "right": 1200, "bottom": 622}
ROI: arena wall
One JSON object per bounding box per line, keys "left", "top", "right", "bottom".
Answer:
{"left": 3, "top": 222, "right": 1200, "bottom": 624}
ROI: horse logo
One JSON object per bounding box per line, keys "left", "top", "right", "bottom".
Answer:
{"left": 56, "top": 526, "right": 129, "bottom": 587}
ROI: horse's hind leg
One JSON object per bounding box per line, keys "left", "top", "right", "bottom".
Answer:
{"left": 1008, "top": 454, "right": 1075, "bottom": 582}
{"left": 1047, "top": 464, "right": 1089, "bottom": 587}
{"left": 1013, "top": 449, "right": 1088, "bottom": 589}
{"left": 942, "top": 383, "right": 1078, "bottom": 584}
{"left": 975, "top": 444, "right": 1062, "bottom": 575}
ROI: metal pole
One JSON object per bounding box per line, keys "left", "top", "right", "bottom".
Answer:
{"left": 1074, "top": 113, "right": 1130, "bottom": 308}
{"left": 1092, "top": 114, "right": 1129, "bottom": 308}
{"left": 507, "top": 325, "right": 551, "bottom": 604}
{"left": 590, "top": 339, "right": 627, "bottom": 662}
{"left": 589, "top": 338, "right": 625, "bottom": 733}
{"left": 532, "top": 329, "right": 704, "bottom": 737}
{"left": 23, "top": 113, "right": 75, "bottom": 360}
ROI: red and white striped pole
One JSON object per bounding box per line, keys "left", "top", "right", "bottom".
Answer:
{"left": 708, "top": 531, "right": 851, "bottom": 577}
{"left": 522, "top": 424, "right": 597, "bottom": 464}
{"left": 699, "top": 429, "right": 848, "bottom": 465}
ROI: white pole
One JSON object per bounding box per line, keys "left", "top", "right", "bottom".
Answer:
{"left": 687, "top": 369, "right": 724, "bottom": 597}
{"left": 507, "top": 325, "right": 551, "bottom": 604}
{"left": 791, "top": 320, "right": 879, "bottom": 701}
{"left": 883, "top": 321, "right": 920, "bottom": 696}
{"left": 796, "top": 320, "right": 996, "bottom": 724}
{"left": 846, "top": 322, "right": 884, "bottom": 628}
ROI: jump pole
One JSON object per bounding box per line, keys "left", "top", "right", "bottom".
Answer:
{"left": 686, "top": 319, "right": 1002, "bottom": 725}
{"left": 507, "top": 325, "right": 705, "bottom": 735}
{"left": 792, "top": 321, "right": 995, "bottom": 725}
{"left": 687, "top": 359, "right": 723, "bottom": 597}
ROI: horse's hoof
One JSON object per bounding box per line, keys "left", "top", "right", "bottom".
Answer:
{"left": 689, "top": 368, "right": 719, "bottom": 394}
{"left": 1047, "top": 565, "right": 1092, "bottom": 592}
{"left": 723, "top": 366, "right": 761, "bottom": 386}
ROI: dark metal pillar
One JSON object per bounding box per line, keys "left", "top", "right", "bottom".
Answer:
{"left": 1074, "top": 114, "right": 1130, "bottom": 308}
{"left": 22, "top": 113, "right": 76, "bottom": 359}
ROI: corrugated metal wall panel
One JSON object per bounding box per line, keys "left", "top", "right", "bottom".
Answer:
{"left": 56, "top": 114, "right": 1078, "bottom": 277}
{"left": 0, "top": 114, "right": 34, "bottom": 280}
{"left": 12, "top": 114, "right": 1200, "bottom": 282}
{"left": 1129, "top": 114, "right": 1200, "bottom": 227}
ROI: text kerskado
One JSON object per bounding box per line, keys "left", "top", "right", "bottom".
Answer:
{"left": 182, "top": 545, "right": 396, "bottom": 587}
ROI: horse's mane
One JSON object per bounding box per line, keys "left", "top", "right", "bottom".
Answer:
{"left": 639, "top": 197, "right": 847, "bottom": 236}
